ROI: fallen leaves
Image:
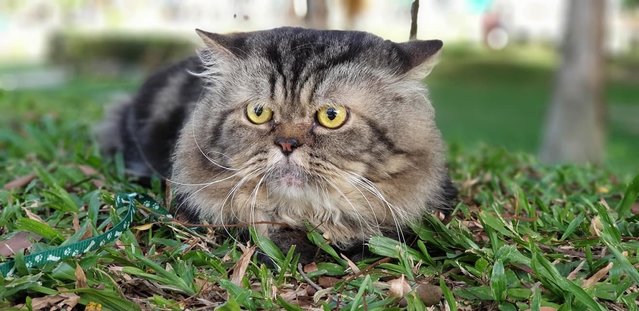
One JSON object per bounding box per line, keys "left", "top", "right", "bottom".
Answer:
{"left": 386, "top": 276, "right": 442, "bottom": 307}
{"left": 3, "top": 164, "right": 105, "bottom": 192}
{"left": 77, "top": 165, "right": 105, "bottom": 188}
{"left": 317, "top": 276, "right": 340, "bottom": 288}
{"left": 14, "top": 293, "right": 81, "bottom": 311}
{"left": 341, "top": 254, "right": 360, "bottom": 274}
{"left": 230, "top": 245, "right": 256, "bottom": 285}
{"left": 3, "top": 173, "right": 36, "bottom": 190}
{"left": 387, "top": 275, "right": 411, "bottom": 298}
{"left": 0, "top": 232, "right": 34, "bottom": 256}
{"left": 589, "top": 216, "right": 603, "bottom": 237}
{"left": 303, "top": 262, "right": 318, "bottom": 273}
{"left": 583, "top": 262, "right": 614, "bottom": 288}
{"left": 76, "top": 264, "right": 88, "bottom": 288}
{"left": 567, "top": 260, "right": 586, "bottom": 280}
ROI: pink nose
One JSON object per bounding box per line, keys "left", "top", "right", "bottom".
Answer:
{"left": 275, "top": 137, "right": 301, "bottom": 156}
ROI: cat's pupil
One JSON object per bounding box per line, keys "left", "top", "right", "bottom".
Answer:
{"left": 327, "top": 107, "right": 337, "bottom": 120}
{"left": 254, "top": 106, "right": 263, "bottom": 116}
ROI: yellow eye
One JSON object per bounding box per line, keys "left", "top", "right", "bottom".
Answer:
{"left": 246, "top": 103, "right": 273, "bottom": 124}
{"left": 317, "top": 105, "right": 348, "bottom": 129}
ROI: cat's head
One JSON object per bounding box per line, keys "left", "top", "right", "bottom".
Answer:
{"left": 173, "top": 27, "right": 450, "bottom": 242}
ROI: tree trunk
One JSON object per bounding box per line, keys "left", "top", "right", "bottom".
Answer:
{"left": 409, "top": 0, "right": 419, "bottom": 40}
{"left": 305, "top": 0, "right": 328, "bottom": 29}
{"left": 539, "top": 0, "right": 606, "bottom": 164}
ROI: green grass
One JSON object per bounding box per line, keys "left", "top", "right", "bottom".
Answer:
{"left": 1, "top": 48, "right": 639, "bottom": 310}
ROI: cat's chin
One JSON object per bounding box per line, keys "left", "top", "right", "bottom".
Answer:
{"left": 267, "top": 162, "right": 310, "bottom": 198}
{"left": 277, "top": 172, "right": 305, "bottom": 188}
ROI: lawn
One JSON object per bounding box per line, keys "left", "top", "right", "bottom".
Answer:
{"left": 429, "top": 44, "right": 639, "bottom": 173}
{"left": 0, "top": 47, "right": 638, "bottom": 310}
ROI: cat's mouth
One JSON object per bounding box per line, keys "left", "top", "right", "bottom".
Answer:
{"left": 267, "top": 161, "right": 309, "bottom": 194}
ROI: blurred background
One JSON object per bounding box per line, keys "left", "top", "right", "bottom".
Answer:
{"left": 0, "top": 0, "right": 637, "bottom": 173}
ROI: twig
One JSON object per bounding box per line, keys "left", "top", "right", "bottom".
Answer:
{"left": 297, "top": 263, "right": 322, "bottom": 291}
{"left": 170, "top": 219, "right": 290, "bottom": 229}
{"left": 343, "top": 257, "right": 391, "bottom": 284}
{"left": 335, "top": 257, "right": 391, "bottom": 309}
{"left": 409, "top": 0, "right": 419, "bottom": 40}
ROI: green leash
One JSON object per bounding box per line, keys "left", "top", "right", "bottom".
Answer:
{"left": 0, "top": 193, "right": 171, "bottom": 277}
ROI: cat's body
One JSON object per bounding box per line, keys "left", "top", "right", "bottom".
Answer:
{"left": 98, "top": 27, "right": 456, "bottom": 252}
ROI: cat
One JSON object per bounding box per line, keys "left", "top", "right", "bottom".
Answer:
{"left": 97, "top": 27, "right": 457, "bottom": 259}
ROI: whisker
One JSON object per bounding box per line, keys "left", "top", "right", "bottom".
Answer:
{"left": 342, "top": 170, "right": 408, "bottom": 246}
{"left": 337, "top": 171, "right": 382, "bottom": 232}
{"left": 172, "top": 168, "right": 249, "bottom": 216}
{"left": 218, "top": 168, "right": 265, "bottom": 244}
{"left": 319, "top": 176, "right": 375, "bottom": 238}
{"left": 249, "top": 167, "right": 271, "bottom": 228}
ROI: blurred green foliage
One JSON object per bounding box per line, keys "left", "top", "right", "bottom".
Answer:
{"left": 624, "top": 0, "right": 639, "bottom": 8}
{"left": 48, "top": 32, "right": 196, "bottom": 74}
{"left": 428, "top": 43, "right": 639, "bottom": 174}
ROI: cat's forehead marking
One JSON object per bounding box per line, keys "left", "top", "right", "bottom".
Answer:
{"left": 250, "top": 29, "right": 393, "bottom": 109}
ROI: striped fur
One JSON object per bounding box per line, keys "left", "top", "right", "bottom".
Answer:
{"left": 97, "top": 27, "right": 457, "bottom": 249}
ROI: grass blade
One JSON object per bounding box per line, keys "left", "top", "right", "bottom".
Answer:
{"left": 440, "top": 277, "right": 457, "bottom": 311}
{"left": 490, "top": 259, "right": 506, "bottom": 303}
{"left": 616, "top": 174, "right": 639, "bottom": 218}
{"left": 349, "top": 274, "right": 371, "bottom": 311}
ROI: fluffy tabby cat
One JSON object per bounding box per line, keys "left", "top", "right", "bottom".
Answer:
{"left": 97, "top": 27, "right": 457, "bottom": 254}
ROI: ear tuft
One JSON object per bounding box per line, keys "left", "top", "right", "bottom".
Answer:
{"left": 195, "top": 29, "right": 242, "bottom": 58}
{"left": 397, "top": 39, "right": 443, "bottom": 79}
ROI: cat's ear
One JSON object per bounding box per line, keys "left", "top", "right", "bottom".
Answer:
{"left": 397, "top": 40, "right": 443, "bottom": 79}
{"left": 195, "top": 29, "right": 245, "bottom": 59}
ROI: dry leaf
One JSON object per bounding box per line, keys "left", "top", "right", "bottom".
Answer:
{"left": 306, "top": 283, "right": 317, "bottom": 296}
{"left": 59, "top": 293, "right": 81, "bottom": 309}
{"left": 23, "top": 293, "right": 81, "bottom": 310}
{"left": 414, "top": 283, "right": 443, "bottom": 306}
{"left": 583, "top": 262, "right": 613, "bottom": 288}
{"left": 303, "top": 262, "right": 318, "bottom": 273}
{"left": 133, "top": 223, "right": 154, "bottom": 231}
{"left": 341, "top": 254, "right": 360, "bottom": 274}
{"left": 230, "top": 245, "right": 256, "bottom": 285}
{"left": 318, "top": 276, "right": 339, "bottom": 288}
{"left": 0, "top": 232, "right": 33, "bottom": 256}
{"left": 75, "top": 264, "right": 88, "bottom": 288}
{"left": 29, "top": 295, "right": 65, "bottom": 310}
{"left": 589, "top": 216, "right": 603, "bottom": 237}
{"left": 525, "top": 307, "right": 557, "bottom": 311}
{"left": 221, "top": 252, "right": 232, "bottom": 262}
{"left": 195, "top": 278, "right": 212, "bottom": 293}
{"left": 279, "top": 284, "right": 311, "bottom": 302}
{"left": 77, "top": 165, "right": 105, "bottom": 188}
{"left": 567, "top": 260, "right": 586, "bottom": 280}
{"left": 3, "top": 173, "right": 36, "bottom": 190}
{"left": 73, "top": 213, "right": 81, "bottom": 232}
{"left": 22, "top": 206, "right": 45, "bottom": 223}
{"left": 77, "top": 165, "right": 98, "bottom": 176}
{"left": 313, "top": 287, "right": 333, "bottom": 303}
{"left": 81, "top": 225, "right": 93, "bottom": 240}
{"left": 387, "top": 275, "right": 411, "bottom": 298}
